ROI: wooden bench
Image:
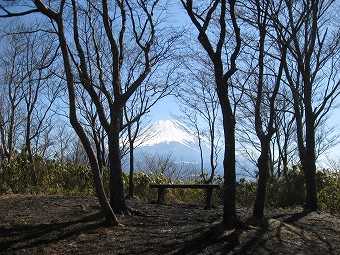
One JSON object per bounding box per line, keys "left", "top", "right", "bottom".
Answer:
{"left": 149, "top": 183, "right": 220, "bottom": 209}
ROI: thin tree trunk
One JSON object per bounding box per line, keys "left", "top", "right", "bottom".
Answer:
{"left": 304, "top": 110, "right": 318, "bottom": 210}
{"left": 7, "top": 107, "right": 15, "bottom": 163}
{"left": 219, "top": 89, "right": 237, "bottom": 227}
{"left": 128, "top": 145, "right": 134, "bottom": 198}
{"left": 207, "top": 133, "right": 215, "bottom": 184}
{"left": 128, "top": 124, "right": 135, "bottom": 198}
{"left": 197, "top": 130, "right": 205, "bottom": 182}
{"left": 55, "top": 16, "right": 118, "bottom": 226}
{"left": 108, "top": 118, "right": 128, "bottom": 214}
{"left": 253, "top": 144, "right": 269, "bottom": 218}
{"left": 0, "top": 115, "right": 9, "bottom": 161}
{"left": 222, "top": 110, "right": 237, "bottom": 227}
{"left": 25, "top": 111, "right": 34, "bottom": 162}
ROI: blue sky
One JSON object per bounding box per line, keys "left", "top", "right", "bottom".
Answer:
{"left": 148, "top": 93, "right": 340, "bottom": 161}
{"left": 147, "top": 96, "right": 180, "bottom": 123}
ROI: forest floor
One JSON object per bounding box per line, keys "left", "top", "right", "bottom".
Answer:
{"left": 0, "top": 195, "right": 339, "bottom": 255}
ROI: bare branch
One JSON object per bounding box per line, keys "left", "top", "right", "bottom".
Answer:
{"left": 0, "top": 5, "right": 39, "bottom": 18}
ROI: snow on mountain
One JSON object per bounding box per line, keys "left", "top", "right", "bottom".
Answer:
{"left": 132, "top": 119, "right": 255, "bottom": 180}
{"left": 134, "top": 120, "right": 209, "bottom": 164}
{"left": 138, "top": 120, "right": 199, "bottom": 147}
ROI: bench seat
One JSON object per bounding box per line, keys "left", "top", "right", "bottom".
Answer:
{"left": 149, "top": 183, "right": 220, "bottom": 209}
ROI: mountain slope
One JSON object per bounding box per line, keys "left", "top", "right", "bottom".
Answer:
{"left": 135, "top": 120, "right": 208, "bottom": 163}
{"left": 137, "top": 120, "right": 200, "bottom": 147}
{"left": 133, "top": 119, "right": 254, "bottom": 180}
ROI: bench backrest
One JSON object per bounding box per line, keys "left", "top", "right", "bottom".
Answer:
{"left": 149, "top": 184, "right": 220, "bottom": 189}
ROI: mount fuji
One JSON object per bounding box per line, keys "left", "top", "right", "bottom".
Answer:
{"left": 133, "top": 120, "right": 254, "bottom": 180}
{"left": 138, "top": 120, "right": 199, "bottom": 147}
{"left": 134, "top": 120, "right": 211, "bottom": 164}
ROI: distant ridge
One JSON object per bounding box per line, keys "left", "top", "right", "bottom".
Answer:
{"left": 135, "top": 119, "right": 207, "bottom": 162}
{"left": 138, "top": 120, "right": 200, "bottom": 147}
{"left": 133, "top": 119, "right": 255, "bottom": 180}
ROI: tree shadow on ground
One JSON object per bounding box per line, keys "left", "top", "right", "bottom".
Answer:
{"left": 170, "top": 223, "right": 238, "bottom": 255}
{"left": 0, "top": 211, "right": 104, "bottom": 253}
{"left": 283, "top": 210, "right": 311, "bottom": 224}
{"left": 269, "top": 210, "right": 311, "bottom": 224}
{"left": 276, "top": 210, "right": 337, "bottom": 254}
{"left": 170, "top": 218, "right": 272, "bottom": 255}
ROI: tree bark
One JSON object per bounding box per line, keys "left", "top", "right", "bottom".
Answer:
{"left": 251, "top": 2, "right": 281, "bottom": 217}
{"left": 49, "top": 6, "right": 118, "bottom": 225}
{"left": 218, "top": 81, "right": 237, "bottom": 227}
{"left": 180, "top": 0, "right": 241, "bottom": 228}
{"left": 273, "top": 0, "right": 340, "bottom": 212}
{"left": 128, "top": 124, "right": 135, "bottom": 198}
{"left": 303, "top": 105, "right": 318, "bottom": 210}
{"left": 108, "top": 115, "right": 128, "bottom": 214}
{"left": 253, "top": 144, "right": 269, "bottom": 218}
{"left": 221, "top": 105, "right": 237, "bottom": 227}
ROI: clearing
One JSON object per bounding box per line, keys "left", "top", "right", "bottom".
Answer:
{"left": 0, "top": 195, "right": 339, "bottom": 254}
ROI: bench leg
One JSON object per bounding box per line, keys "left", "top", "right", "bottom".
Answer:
{"left": 156, "top": 187, "right": 166, "bottom": 204}
{"left": 205, "top": 188, "right": 214, "bottom": 209}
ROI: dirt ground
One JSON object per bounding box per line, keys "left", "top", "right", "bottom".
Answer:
{"left": 0, "top": 195, "right": 339, "bottom": 255}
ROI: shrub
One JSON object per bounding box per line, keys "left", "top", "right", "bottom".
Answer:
{"left": 1, "top": 155, "right": 338, "bottom": 214}
{"left": 266, "top": 169, "right": 305, "bottom": 208}
{"left": 236, "top": 178, "right": 257, "bottom": 207}
{"left": 0, "top": 153, "right": 95, "bottom": 196}
{"left": 317, "top": 171, "right": 340, "bottom": 213}
{"left": 43, "top": 162, "right": 95, "bottom": 196}
{"left": 234, "top": 167, "right": 340, "bottom": 214}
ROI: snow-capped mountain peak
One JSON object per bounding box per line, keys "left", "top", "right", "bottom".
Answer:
{"left": 133, "top": 119, "right": 254, "bottom": 180}
{"left": 139, "top": 120, "right": 197, "bottom": 147}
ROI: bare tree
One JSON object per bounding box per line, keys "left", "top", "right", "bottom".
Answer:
{"left": 273, "top": 88, "right": 298, "bottom": 178}
{"left": 175, "top": 107, "right": 206, "bottom": 181}
{"left": 273, "top": 93, "right": 299, "bottom": 203}
{"left": 0, "top": 32, "right": 28, "bottom": 164}
{"left": 175, "top": 65, "right": 222, "bottom": 184}
{"left": 181, "top": 0, "right": 241, "bottom": 227}
{"left": 18, "top": 29, "right": 59, "bottom": 164}
{"left": 1, "top": 1, "right": 112, "bottom": 225}
{"left": 0, "top": 0, "right": 166, "bottom": 225}
{"left": 272, "top": 0, "right": 340, "bottom": 211}
{"left": 73, "top": 0, "right": 169, "bottom": 216}
{"left": 53, "top": 121, "right": 77, "bottom": 162}
{"left": 76, "top": 87, "right": 108, "bottom": 171}
{"left": 32, "top": 118, "right": 55, "bottom": 159}
{"left": 326, "top": 155, "right": 340, "bottom": 173}
{"left": 123, "top": 35, "right": 181, "bottom": 197}
{"left": 237, "top": 0, "right": 286, "bottom": 218}
{"left": 136, "top": 152, "right": 188, "bottom": 181}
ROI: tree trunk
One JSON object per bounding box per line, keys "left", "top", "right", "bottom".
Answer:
{"left": 108, "top": 119, "right": 128, "bottom": 214}
{"left": 7, "top": 108, "right": 15, "bottom": 163}
{"left": 92, "top": 128, "right": 104, "bottom": 171}
{"left": 197, "top": 130, "right": 206, "bottom": 182}
{"left": 281, "top": 146, "right": 293, "bottom": 205}
{"left": 55, "top": 18, "right": 119, "bottom": 226}
{"left": 295, "top": 120, "right": 318, "bottom": 211}
{"left": 219, "top": 94, "right": 237, "bottom": 227}
{"left": 0, "top": 115, "right": 9, "bottom": 163}
{"left": 24, "top": 112, "right": 31, "bottom": 157}
{"left": 295, "top": 77, "right": 318, "bottom": 211}
{"left": 128, "top": 129, "right": 135, "bottom": 198}
{"left": 303, "top": 111, "right": 318, "bottom": 210}
{"left": 0, "top": 146, "right": 3, "bottom": 168}
{"left": 207, "top": 135, "right": 216, "bottom": 184}
{"left": 304, "top": 160, "right": 318, "bottom": 210}
{"left": 253, "top": 143, "right": 269, "bottom": 218}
